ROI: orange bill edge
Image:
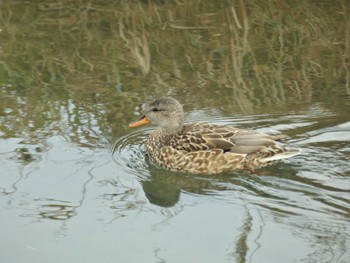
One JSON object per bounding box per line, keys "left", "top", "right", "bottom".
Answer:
{"left": 129, "top": 115, "right": 151, "bottom": 128}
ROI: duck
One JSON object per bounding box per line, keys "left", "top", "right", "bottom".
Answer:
{"left": 129, "top": 97, "right": 300, "bottom": 174}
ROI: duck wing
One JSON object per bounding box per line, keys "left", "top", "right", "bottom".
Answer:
{"left": 180, "top": 123, "right": 283, "bottom": 154}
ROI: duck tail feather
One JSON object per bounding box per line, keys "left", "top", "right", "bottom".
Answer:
{"left": 260, "top": 148, "right": 301, "bottom": 163}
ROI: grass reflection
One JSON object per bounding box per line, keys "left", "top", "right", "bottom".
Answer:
{"left": 0, "top": 0, "right": 349, "bottom": 140}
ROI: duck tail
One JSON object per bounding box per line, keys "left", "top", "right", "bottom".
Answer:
{"left": 260, "top": 147, "right": 301, "bottom": 163}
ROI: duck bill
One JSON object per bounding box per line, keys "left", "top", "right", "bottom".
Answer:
{"left": 129, "top": 115, "right": 151, "bottom": 128}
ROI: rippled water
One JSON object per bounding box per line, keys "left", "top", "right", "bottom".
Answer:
{"left": 105, "top": 108, "right": 350, "bottom": 262}
{"left": 1, "top": 101, "right": 350, "bottom": 262}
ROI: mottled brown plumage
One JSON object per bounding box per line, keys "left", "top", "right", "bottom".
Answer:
{"left": 129, "top": 97, "right": 300, "bottom": 174}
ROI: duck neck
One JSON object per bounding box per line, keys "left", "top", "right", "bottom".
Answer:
{"left": 158, "top": 123, "right": 183, "bottom": 135}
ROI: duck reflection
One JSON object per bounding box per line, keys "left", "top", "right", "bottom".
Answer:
{"left": 141, "top": 157, "right": 229, "bottom": 207}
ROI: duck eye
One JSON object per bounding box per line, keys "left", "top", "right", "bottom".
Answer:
{"left": 152, "top": 108, "right": 161, "bottom": 112}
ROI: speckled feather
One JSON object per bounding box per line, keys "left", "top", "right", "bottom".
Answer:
{"left": 130, "top": 97, "right": 301, "bottom": 174}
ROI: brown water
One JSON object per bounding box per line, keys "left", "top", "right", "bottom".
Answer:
{"left": 1, "top": 1, "right": 350, "bottom": 262}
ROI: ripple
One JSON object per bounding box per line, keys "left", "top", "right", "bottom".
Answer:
{"left": 109, "top": 114, "right": 350, "bottom": 221}
{"left": 110, "top": 128, "right": 152, "bottom": 179}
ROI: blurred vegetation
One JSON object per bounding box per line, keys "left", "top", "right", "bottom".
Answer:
{"left": 0, "top": 0, "right": 349, "bottom": 142}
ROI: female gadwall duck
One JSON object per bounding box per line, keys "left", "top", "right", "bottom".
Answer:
{"left": 129, "top": 97, "right": 300, "bottom": 174}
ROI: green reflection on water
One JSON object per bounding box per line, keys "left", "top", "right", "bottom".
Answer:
{"left": 0, "top": 1, "right": 349, "bottom": 131}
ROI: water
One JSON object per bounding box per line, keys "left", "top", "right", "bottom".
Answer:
{"left": 1, "top": 1, "right": 350, "bottom": 263}
{"left": 2, "top": 106, "right": 349, "bottom": 263}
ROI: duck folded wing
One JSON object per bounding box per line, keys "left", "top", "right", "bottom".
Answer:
{"left": 202, "top": 137, "right": 236, "bottom": 150}
{"left": 199, "top": 126, "right": 279, "bottom": 152}
{"left": 201, "top": 133, "right": 277, "bottom": 154}
{"left": 230, "top": 138, "right": 275, "bottom": 154}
